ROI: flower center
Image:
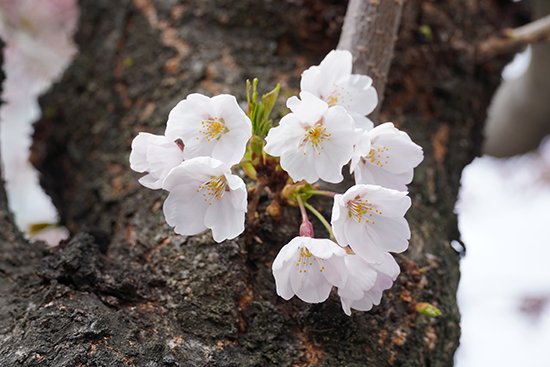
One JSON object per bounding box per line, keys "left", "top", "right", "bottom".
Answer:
{"left": 295, "top": 247, "right": 325, "bottom": 273}
{"left": 301, "top": 121, "right": 331, "bottom": 154}
{"left": 347, "top": 196, "right": 382, "bottom": 224}
{"left": 365, "top": 145, "right": 390, "bottom": 168}
{"left": 199, "top": 117, "right": 228, "bottom": 142}
{"left": 326, "top": 95, "right": 339, "bottom": 107}
{"left": 197, "top": 176, "right": 228, "bottom": 205}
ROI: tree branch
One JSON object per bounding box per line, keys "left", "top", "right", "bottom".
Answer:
{"left": 477, "top": 14, "right": 550, "bottom": 59}
{"left": 337, "top": 0, "right": 404, "bottom": 114}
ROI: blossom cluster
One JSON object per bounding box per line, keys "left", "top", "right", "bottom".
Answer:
{"left": 130, "top": 50, "right": 423, "bottom": 315}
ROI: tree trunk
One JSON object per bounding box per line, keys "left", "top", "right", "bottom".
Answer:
{"left": 1, "top": 0, "right": 512, "bottom": 366}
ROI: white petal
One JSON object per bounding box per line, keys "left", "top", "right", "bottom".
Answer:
{"left": 330, "top": 194, "right": 347, "bottom": 246}
{"left": 273, "top": 261, "right": 295, "bottom": 300}
{"left": 129, "top": 132, "right": 156, "bottom": 172}
{"left": 264, "top": 114, "right": 303, "bottom": 157}
{"left": 338, "top": 280, "right": 365, "bottom": 301}
{"left": 279, "top": 146, "right": 319, "bottom": 183}
{"left": 314, "top": 150, "right": 344, "bottom": 183}
{"left": 340, "top": 297, "right": 353, "bottom": 316}
{"left": 372, "top": 189, "right": 412, "bottom": 218}
{"left": 146, "top": 141, "right": 184, "bottom": 179}
{"left": 130, "top": 132, "right": 184, "bottom": 189}
{"left": 351, "top": 113, "right": 375, "bottom": 131}
{"left": 272, "top": 237, "right": 302, "bottom": 271}
{"left": 351, "top": 130, "right": 372, "bottom": 168}
{"left": 368, "top": 216, "right": 410, "bottom": 253}
{"left": 337, "top": 255, "right": 378, "bottom": 301}
{"left": 182, "top": 139, "right": 217, "bottom": 160}
{"left": 163, "top": 185, "right": 208, "bottom": 236}
{"left": 343, "top": 184, "right": 411, "bottom": 218}
{"left": 358, "top": 164, "right": 413, "bottom": 191}
{"left": 212, "top": 131, "right": 248, "bottom": 166}
{"left": 165, "top": 94, "right": 210, "bottom": 139}
{"left": 210, "top": 94, "right": 248, "bottom": 128}
{"left": 138, "top": 173, "right": 162, "bottom": 190}
{"left": 348, "top": 295, "right": 375, "bottom": 312}
{"left": 205, "top": 195, "right": 245, "bottom": 242}
{"left": 286, "top": 91, "right": 328, "bottom": 123}
{"left": 343, "top": 219, "right": 387, "bottom": 263}
{"left": 318, "top": 50, "right": 353, "bottom": 86}
{"left": 345, "top": 255, "right": 378, "bottom": 292}
{"left": 225, "top": 173, "right": 248, "bottom": 212}
{"left": 211, "top": 94, "right": 252, "bottom": 164}
{"left": 300, "top": 65, "right": 325, "bottom": 97}
{"left": 162, "top": 157, "right": 224, "bottom": 191}
{"left": 373, "top": 253, "right": 400, "bottom": 280}
{"left": 322, "top": 255, "right": 348, "bottom": 288}
{"left": 290, "top": 260, "right": 333, "bottom": 303}
{"left": 305, "top": 238, "right": 346, "bottom": 259}
{"left": 370, "top": 123, "right": 423, "bottom": 173}
{"left": 161, "top": 157, "right": 237, "bottom": 238}
{"left": 352, "top": 162, "right": 376, "bottom": 186}
{"left": 312, "top": 107, "right": 356, "bottom": 183}
{"left": 165, "top": 93, "right": 250, "bottom": 166}
{"left": 338, "top": 74, "right": 378, "bottom": 115}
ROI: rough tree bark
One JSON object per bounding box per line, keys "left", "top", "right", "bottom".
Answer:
{"left": 1, "top": 0, "right": 514, "bottom": 366}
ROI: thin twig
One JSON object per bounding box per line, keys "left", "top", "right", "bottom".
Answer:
{"left": 247, "top": 178, "right": 266, "bottom": 222}
{"left": 310, "top": 190, "right": 336, "bottom": 198}
{"left": 477, "top": 14, "right": 550, "bottom": 59}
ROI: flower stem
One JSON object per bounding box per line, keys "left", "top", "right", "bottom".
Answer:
{"left": 303, "top": 202, "right": 335, "bottom": 242}
{"left": 296, "top": 195, "right": 308, "bottom": 222}
{"left": 310, "top": 190, "right": 336, "bottom": 198}
{"left": 247, "top": 178, "right": 266, "bottom": 221}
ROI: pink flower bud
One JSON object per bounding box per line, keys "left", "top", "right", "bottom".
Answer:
{"left": 299, "top": 219, "right": 314, "bottom": 237}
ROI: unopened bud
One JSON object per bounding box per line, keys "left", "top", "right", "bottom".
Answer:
{"left": 299, "top": 219, "right": 314, "bottom": 237}
{"left": 266, "top": 200, "right": 281, "bottom": 219}
{"left": 415, "top": 302, "right": 442, "bottom": 317}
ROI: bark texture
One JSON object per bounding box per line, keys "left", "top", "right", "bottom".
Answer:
{"left": 337, "top": 0, "right": 404, "bottom": 109}
{"left": 1, "top": 1, "right": 514, "bottom": 366}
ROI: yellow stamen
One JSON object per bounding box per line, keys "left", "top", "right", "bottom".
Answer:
{"left": 199, "top": 117, "right": 228, "bottom": 142}
{"left": 197, "top": 176, "right": 228, "bottom": 205}
{"left": 326, "top": 95, "right": 339, "bottom": 107}
{"left": 295, "top": 247, "right": 326, "bottom": 273}
{"left": 365, "top": 145, "right": 391, "bottom": 168}
{"left": 301, "top": 120, "right": 331, "bottom": 154}
{"left": 347, "top": 196, "right": 378, "bottom": 224}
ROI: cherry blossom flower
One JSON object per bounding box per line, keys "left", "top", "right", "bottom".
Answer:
{"left": 338, "top": 252, "right": 400, "bottom": 315}
{"left": 331, "top": 184, "right": 411, "bottom": 263}
{"left": 162, "top": 157, "right": 247, "bottom": 242}
{"left": 165, "top": 94, "right": 252, "bottom": 166}
{"left": 351, "top": 123, "right": 424, "bottom": 191}
{"left": 300, "top": 50, "right": 378, "bottom": 130}
{"left": 264, "top": 91, "right": 357, "bottom": 183}
{"left": 129, "top": 132, "right": 184, "bottom": 189}
{"left": 272, "top": 236, "right": 347, "bottom": 303}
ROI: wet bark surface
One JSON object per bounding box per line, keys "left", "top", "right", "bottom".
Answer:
{"left": 1, "top": 0, "right": 515, "bottom": 366}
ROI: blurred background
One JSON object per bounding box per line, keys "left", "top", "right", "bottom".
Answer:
{"left": 0, "top": 0, "right": 549, "bottom": 365}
